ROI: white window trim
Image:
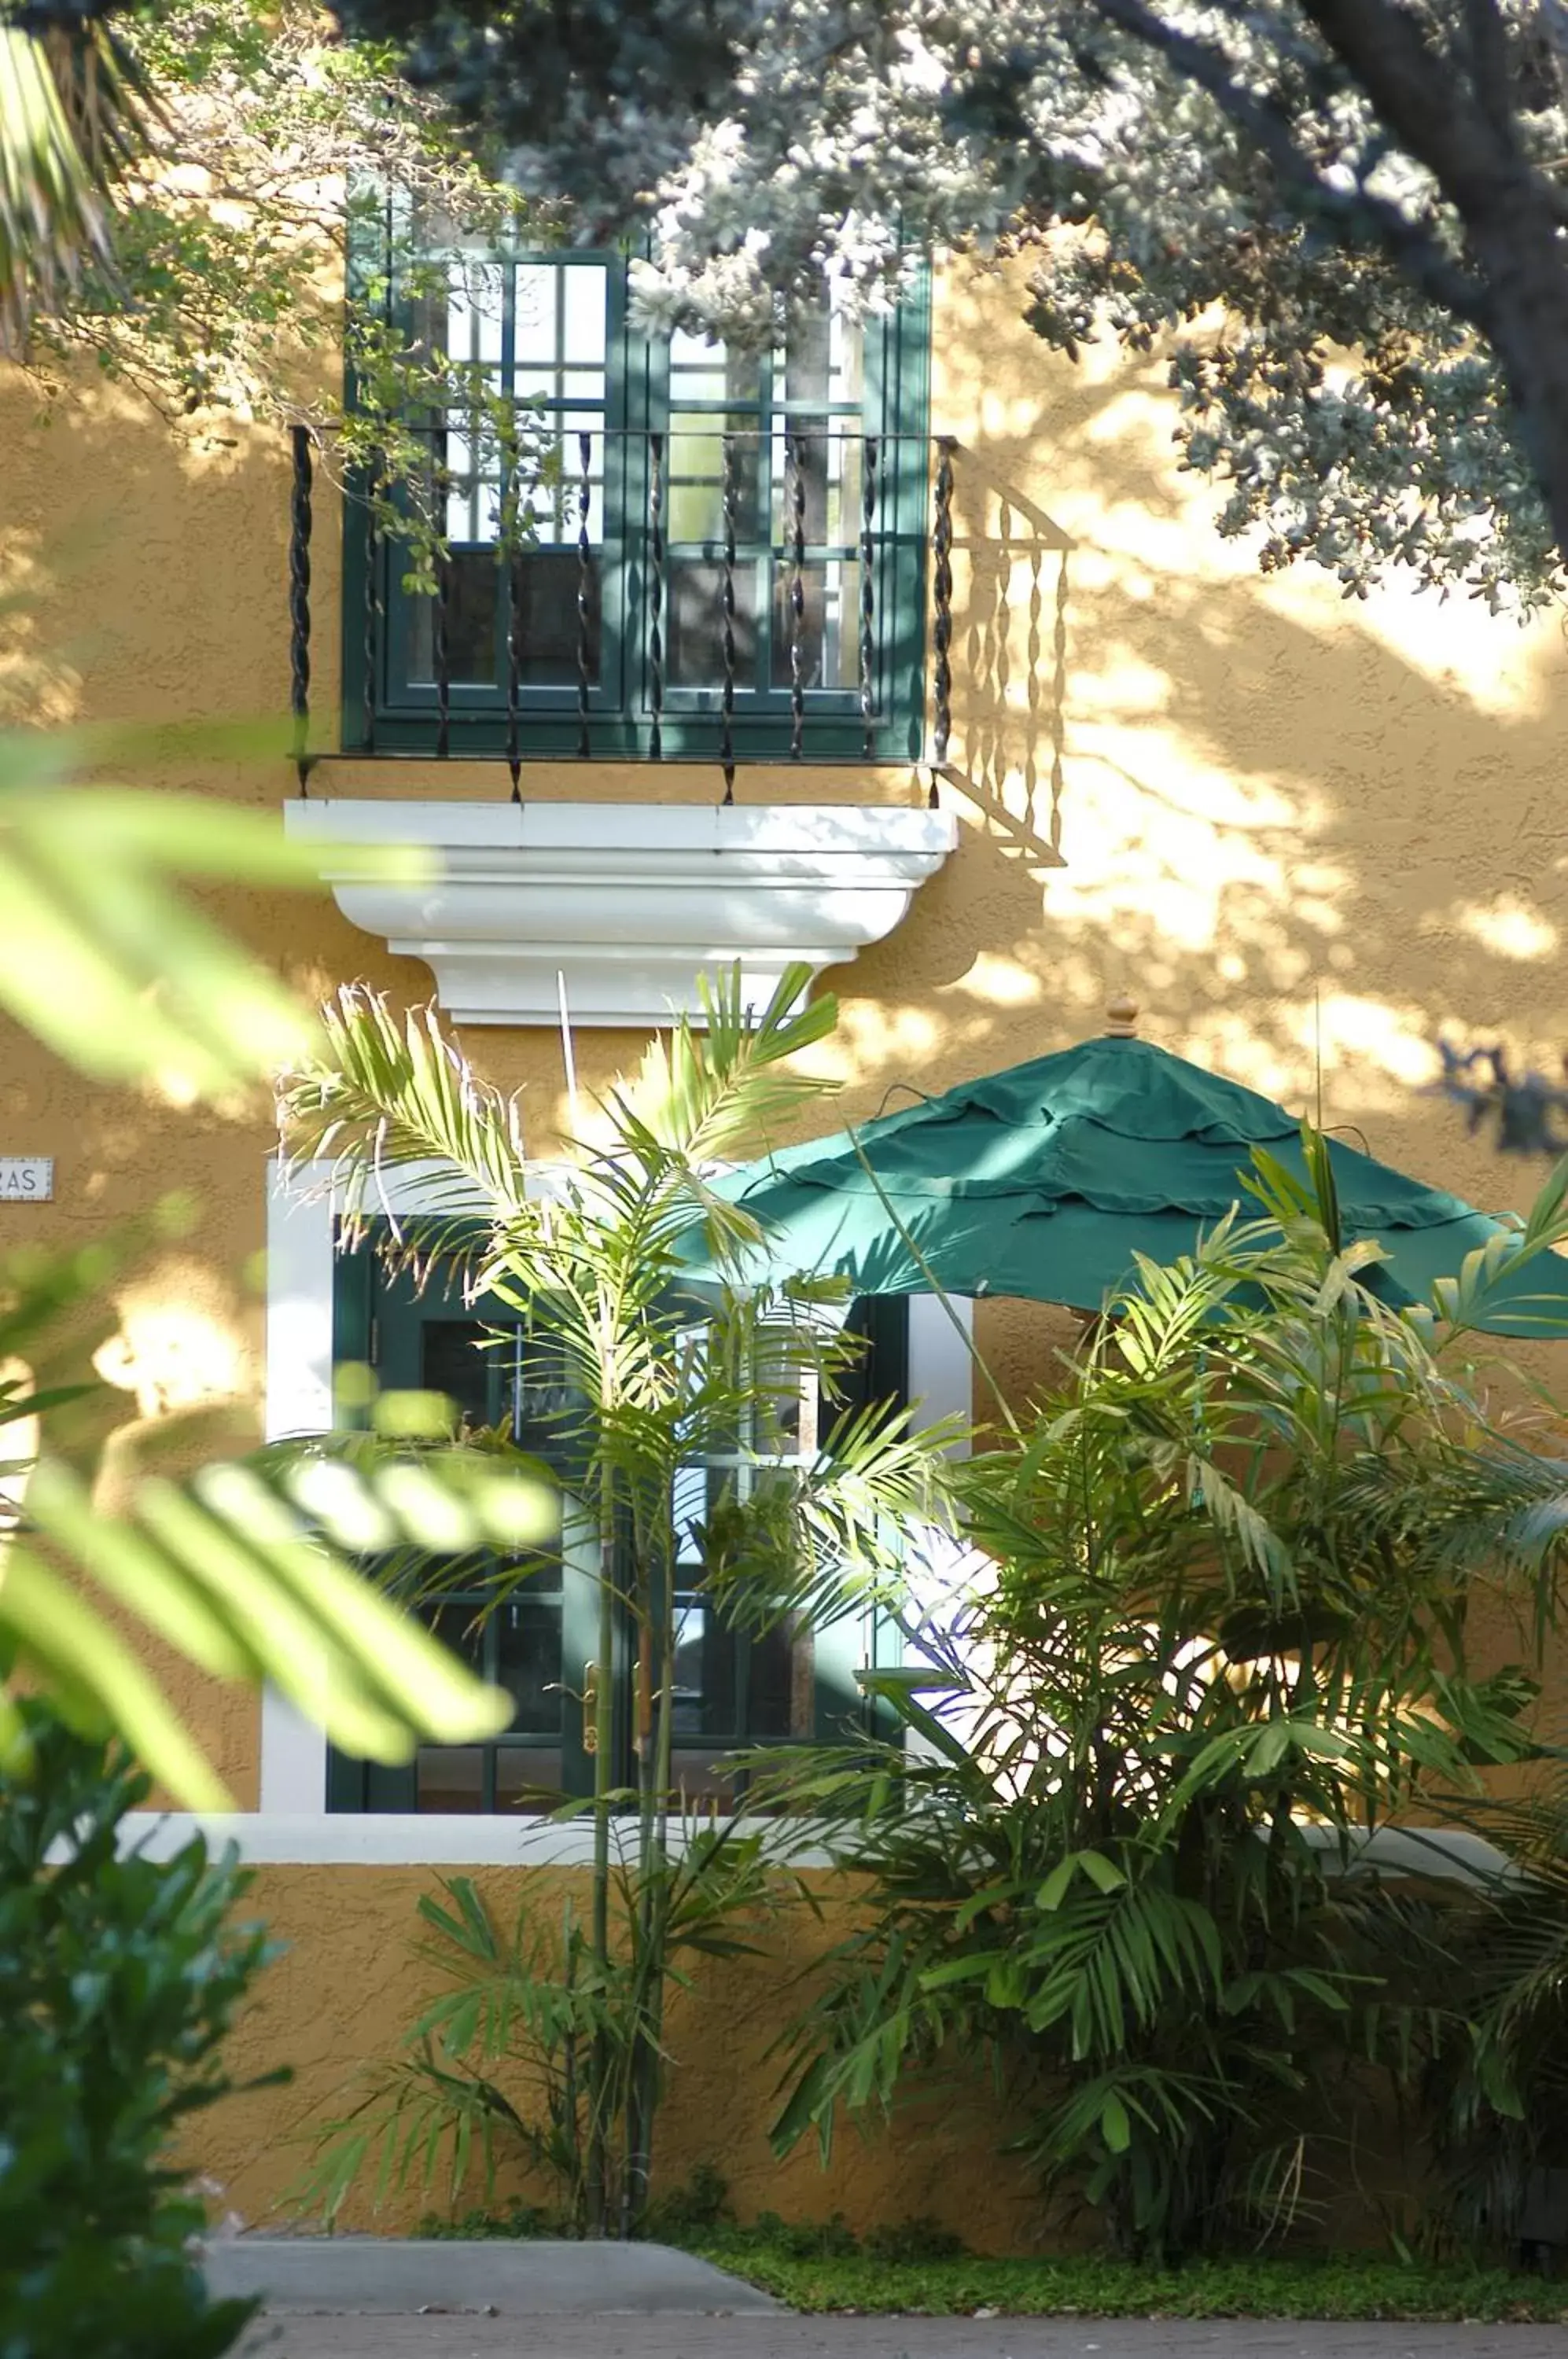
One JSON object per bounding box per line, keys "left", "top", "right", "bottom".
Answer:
{"left": 252, "top": 1155, "right": 974, "bottom": 1853}
{"left": 259, "top": 1156, "right": 336, "bottom": 1813}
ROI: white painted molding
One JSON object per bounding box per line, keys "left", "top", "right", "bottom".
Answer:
{"left": 259, "top": 1155, "right": 502, "bottom": 1812}
{"left": 115, "top": 1811, "right": 835, "bottom": 1869}
{"left": 285, "top": 799, "right": 959, "bottom": 1027}
{"left": 260, "top": 1161, "right": 335, "bottom": 1812}
{"left": 109, "top": 1811, "right": 1517, "bottom": 1885}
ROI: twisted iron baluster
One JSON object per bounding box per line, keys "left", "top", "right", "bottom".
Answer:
{"left": 362, "top": 449, "right": 382, "bottom": 756}
{"left": 931, "top": 436, "right": 955, "bottom": 810}
{"left": 433, "top": 432, "right": 452, "bottom": 761}
{"left": 503, "top": 418, "right": 524, "bottom": 802}
{"left": 720, "top": 432, "right": 737, "bottom": 804}
{"left": 788, "top": 434, "right": 806, "bottom": 762}
{"left": 647, "top": 430, "right": 664, "bottom": 762}
{"left": 288, "top": 425, "right": 313, "bottom": 794}
{"left": 506, "top": 543, "right": 525, "bottom": 801}
{"left": 859, "top": 433, "right": 878, "bottom": 759}
{"left": 576, "top": 429, "right": 593, "bottom": 760}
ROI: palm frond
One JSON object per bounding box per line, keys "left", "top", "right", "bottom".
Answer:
{"left": 2, "top": 1386, "right": 548, "bottom": 1804}
{"left": 0, "top": 13, "right": 159, "bottom": 348}
{"left": 280, "top": 988, "right": 529, "bottom": 1238}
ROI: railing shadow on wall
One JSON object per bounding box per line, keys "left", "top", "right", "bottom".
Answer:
{"left": 939, "top": 451, "right": 1074, "bottom": 877}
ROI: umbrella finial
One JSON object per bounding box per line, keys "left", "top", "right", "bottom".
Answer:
{"left": 1104, "top": 992, "right": 1139, "bottom": 1038}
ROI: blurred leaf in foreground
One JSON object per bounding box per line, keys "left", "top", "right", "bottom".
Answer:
{"left": 0, "top": 726, "right": 425, "bottom": 1103}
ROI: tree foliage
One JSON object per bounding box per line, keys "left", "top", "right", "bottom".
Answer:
{"left": 2, "top": 0, "right": 544, "bottom": 567}
{"left": 314, "top": 0, "right": 1568, "bottom": 612}
{"left": 0, "top": 6, "right": 156, "bottom": 354}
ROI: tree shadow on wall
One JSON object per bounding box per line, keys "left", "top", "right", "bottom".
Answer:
{"left": 849, "top": 430, "right": 1568, "bottom": 1221}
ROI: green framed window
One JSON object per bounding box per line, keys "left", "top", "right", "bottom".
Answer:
{"left": 342, "top": 207, "right": 933, "bottom": 763}
{"left": 327, "top": 1231, "right": 909, "bottom": 1816}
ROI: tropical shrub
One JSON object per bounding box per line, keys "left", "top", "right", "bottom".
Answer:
{"left": 750, "top": 1150, "right": 1568, "bottom": 2259}
{"left": 299, "top": 1840, "right": 785, "bottom": 2234}
{"left": 281, "top": 966, "right": 948, "bottom": 2235}
{"left": 1404, "top": 1774, "right": 1568, "bottom": 2254}
{"left": 0, "top": 1701, "right": 276, "bottom": 2359}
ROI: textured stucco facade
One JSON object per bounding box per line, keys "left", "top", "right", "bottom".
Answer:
{"left": 206, "top": 1860, "right": 1047, "bottom": 2244}
{"left": 4, "top": 250, "right": 1568, "bottom": 2235}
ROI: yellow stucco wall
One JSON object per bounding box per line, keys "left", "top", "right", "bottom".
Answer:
{"left": 6, "top": 250, "right": 1568, "bottom": 2232}
{"left": 210, "top": 1862, "right": 1048, "bottom": 2245}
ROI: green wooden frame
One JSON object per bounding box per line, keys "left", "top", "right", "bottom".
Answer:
{"left": 338, "top": 207, "right": 933, "bottom": 764}
{"left": 326, "top": 1225, "right": 908, "bottom": 1814}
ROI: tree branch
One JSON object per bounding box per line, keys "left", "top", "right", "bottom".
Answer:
{"left": 1300, "top": 0, "right": 1518, "bottom": 208}
{"left": 1087, "top": 0, "right": 1493, "bottom": 326}
{"left": 1463, "top": 0, "right": 1520, "bottom": 151}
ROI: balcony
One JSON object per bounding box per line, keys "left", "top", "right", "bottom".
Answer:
{"left": 282, "top": 427, "right": 963, "bottom": 1025}
{"left": 286, "top": 426, "right": 958, "bottom": 797}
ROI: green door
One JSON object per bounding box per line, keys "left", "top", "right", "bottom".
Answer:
{"left": 328, "top": 1235, "right": 601, "bottom": 1812}
{"left": 328, "top": 1226, "right": 911, "bottom": 1813}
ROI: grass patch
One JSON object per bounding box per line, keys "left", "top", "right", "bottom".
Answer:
{"left": 415, "top": 2193, "right": 1568, "bottom": 2322}
{"left": 675, "top": 2236, "right": 1568, "bottom": 2324}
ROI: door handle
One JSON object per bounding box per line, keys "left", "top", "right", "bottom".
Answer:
{"left": 582, "top": 1661, "right": 599, "bottom": 1754}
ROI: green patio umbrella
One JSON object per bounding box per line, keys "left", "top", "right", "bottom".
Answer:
{"left": 683, "top": 1014, "right": 1568, "bottom": 1336}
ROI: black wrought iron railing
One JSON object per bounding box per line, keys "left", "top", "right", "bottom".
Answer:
{"left": 287, "top": 424, "right": 959, "bottom": 803}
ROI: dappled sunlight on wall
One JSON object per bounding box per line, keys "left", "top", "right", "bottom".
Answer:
{"left": 820, "top": 252, "right": 1568, "bottom": 1242}
{"left": 0, "top": 528, "right": 83, "bottom": 727}
{"left": 0, "top": 366, "right": 335, "bottom": 744}
{"left": 1449, "top": 895, "right": 1560, "bottom": 966}
{"left": 95, "top": 1257, "right": 252, "bottom": 1419}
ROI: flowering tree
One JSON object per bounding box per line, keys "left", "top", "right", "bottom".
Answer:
{"left": 305, "top": 0, "right": 1568, "bottom": 614}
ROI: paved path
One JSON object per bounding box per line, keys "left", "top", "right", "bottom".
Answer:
{"left": 209, "top": 2238, "right": 775, "bottom": 2315}
{"left": 239, "top": 2314, "right": 1568, "bottom": 2359}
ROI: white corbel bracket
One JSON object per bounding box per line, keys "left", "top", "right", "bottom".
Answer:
{"left": 285, "top": 799, "right": 959, "bottom": 1026}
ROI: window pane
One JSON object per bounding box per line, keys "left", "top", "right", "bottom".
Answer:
{"left": 669, "top": 1751, "right": 739, "bottom": 1814}
{"left": 520, "top": 425, "right": 605, "bottom": 547}
{"left": 407, "top": 555, "right": 499, "bottom": 687}
{"left": 418, "top": 1746, "right": 484, "bottom": 1812}
{"left": 671, "top": 1599, "right": 738, "bottom": 1738}
{"left": 771, "top": 557, "right": 860, "bottom": 692}
{"left": 420, "top": 1318, "right": 502, "bottom": 1427}
{"left": 495, "top": 1591, "right": 564, "bottom": 1734}
{"left": 513, "top": 261, "right": 608, "bottom": 405}
{"left": 447, "top": 262, "right": 506, "bottom": 366}
{"left": 513, "top": 261, "right": 558, "bottom": 366}
{"left": 668, "top": 558, "right": 762, "bottom": 690}
{"left": 508, "top": 548, "right": 602, "bottom": 686}
{"left": 667, "top": 421, "right": 765, "bottom": 545}
{"left": 562, "top": 266, "right": 608, "bottom": 366}
{"left": 514, "top": 1341, "right": 587, "bottom": 1472}
{"left": 780, "top": 288, "right": 863, "bottom": 408}
{"left": 748, "top": 1620, "right": 804, "bottom": 1739}
{"left": 496, "top": 1750, "right": 566, "bottom": 1812}
{"left": 771, "top": 429, "right": 862, "bottom": 553}
{"left": 668, "top": 327, "right": 757, "bottom": 407}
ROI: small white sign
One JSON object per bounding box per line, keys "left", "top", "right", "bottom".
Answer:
{"left": 0, "top": 1159, "right": 53, "bottom": 1203}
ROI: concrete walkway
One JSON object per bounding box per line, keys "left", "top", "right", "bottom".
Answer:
{"left": 240, "top": 2318, "right": 1568, "bottom": 2359}
{"left": 216, "top": 2242, "right": 1568, "bottom": 2359}
{"left": 208, "top": 2236, "right": 777, "bottom": 2315}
